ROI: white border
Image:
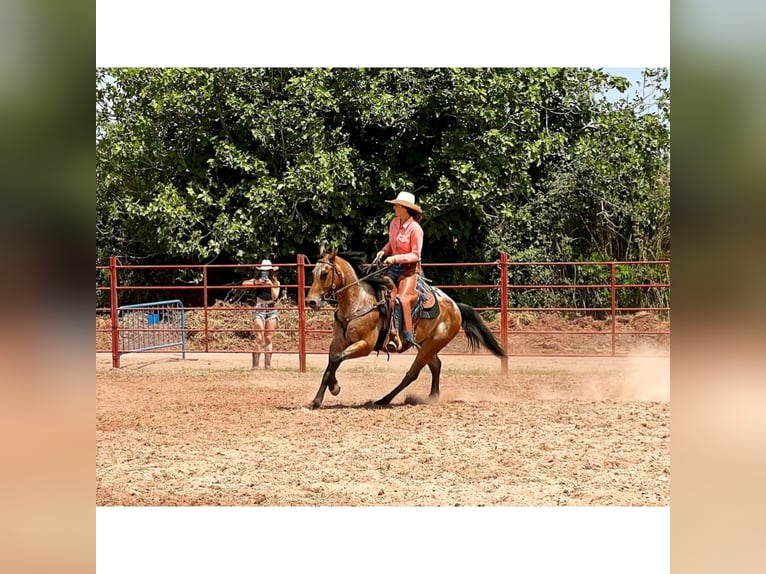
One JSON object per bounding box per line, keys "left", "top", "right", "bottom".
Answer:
{"left": 97, "top": 506, "right": 669, "bottom": 573}
{"left": 96, "top": 1, "right": 669, "bottom": 67}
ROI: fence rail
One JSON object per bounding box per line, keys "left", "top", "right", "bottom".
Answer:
{"left": 96, "top": 255, "right": 670, "bottom": 369}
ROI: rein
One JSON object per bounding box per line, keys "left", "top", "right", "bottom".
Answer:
{"left": 318, "top": 260, "right": 389, "bottom": 300}
{"left": 318, "top": 261, "right": 389, "bottom": 327}
{"left": 332, "top": 265, "right": 389, "bottom": 295}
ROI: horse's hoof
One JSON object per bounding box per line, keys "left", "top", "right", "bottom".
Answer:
{"left": 329, "top": 385, "right": 341, "bottom": 396}
{"left": 310, "top": 401, "right": 322, "bottom": 409}
{"left": 373, "top": 399, "right": 390, "bottom": 407}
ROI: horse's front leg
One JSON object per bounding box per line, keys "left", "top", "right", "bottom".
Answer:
{"left": 311, "top": 353, "right": 342, "bottom": 409}
{"left": 311, "top": 339, "right": 374, "bottom": 409}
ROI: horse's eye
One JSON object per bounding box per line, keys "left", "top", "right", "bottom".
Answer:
{"left": 319, "top": 270, "right": 328, "bottom": 280}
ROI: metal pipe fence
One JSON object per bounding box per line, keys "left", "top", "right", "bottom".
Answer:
{"left": 96, "top": 255, "right": 670, "bottom": 369}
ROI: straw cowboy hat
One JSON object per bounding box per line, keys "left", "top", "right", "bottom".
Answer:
{"left": 385, "top": 191, "right": 422, "bottom": 213}
{"left": 256, "top": 259, "right": 277, "bottom": 271}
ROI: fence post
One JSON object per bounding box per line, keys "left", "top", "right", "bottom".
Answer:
{"left": 610, "top": 262, "right": 617, "bottom": 356}
{"left": 203, "top": 265, "right": 209, "bottom": 353}
{"left": 297, "top": 254, "right": 307, "bottom": 372}
{"left": 110, "top": 256, "right": 120, "bottom": 368}
{"left": 500, "top": 252, "right": 509, "bottom": 375}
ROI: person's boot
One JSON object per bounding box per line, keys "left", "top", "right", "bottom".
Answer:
{"left": 401, "top": 330, "right": 418, "bottom": 351}
{"left": 264, "top": 353, "right": 272, "bottom": 369}
{"left": 399, "top": 297, "right": 418, "bottom": 350}
{"left": 252, "top": 352, "right": 260, "bottom": 369}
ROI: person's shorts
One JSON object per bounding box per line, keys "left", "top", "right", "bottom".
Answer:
{"left": 386, "top": 262, "right": 419, "bottom": 284}
{"left": 255, "top": 307, "right": 279, "bottom": 322}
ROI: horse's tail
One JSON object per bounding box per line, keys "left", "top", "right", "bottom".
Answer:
{"left": 457, "top": 302, "right": 506, "bottom": 358}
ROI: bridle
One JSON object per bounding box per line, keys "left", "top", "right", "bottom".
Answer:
{"left": 314, "top": 257, "right": 390, "bottom": 335}
{"left": 315, "top": 259, "right": 345, "bottom": 302}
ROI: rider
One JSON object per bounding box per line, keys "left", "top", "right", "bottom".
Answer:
{"left": 374, "top": 191, "right": 424, "bottom": 352}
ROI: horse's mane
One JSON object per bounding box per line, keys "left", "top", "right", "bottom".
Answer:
{"left": 337, "top": 251, "right": 367, "bottom": 276}
{"left": 337, "top": 251, "right": 392, "bottom": 290}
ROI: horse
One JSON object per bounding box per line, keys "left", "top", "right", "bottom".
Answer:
{"left": 305, "top": 249, "right": 506, "bottom": 408}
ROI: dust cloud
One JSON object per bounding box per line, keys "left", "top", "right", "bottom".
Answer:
{"left": 580, "top": 351, "right": 670, "bottom": 402}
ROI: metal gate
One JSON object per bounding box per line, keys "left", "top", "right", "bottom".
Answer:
{"left": 117, "top": 299, "right": 186, "bottom": 358}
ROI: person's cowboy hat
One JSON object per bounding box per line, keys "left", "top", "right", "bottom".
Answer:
{"left": 385, "top": 191, "right": 422, "bottom": 213}
{"left": 256, "top": 259, "right": 277, "bottom": 271}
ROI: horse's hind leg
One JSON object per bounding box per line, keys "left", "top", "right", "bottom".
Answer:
{"left": 426, "top": 354, "right": 442, "bottom": 402}
{"left": 374, "top": 369, "right": 421, "bottom": 406}
{"left": 374, "top": 351, "right": 432, "bottom": 406}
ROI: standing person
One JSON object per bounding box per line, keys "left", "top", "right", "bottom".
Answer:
{"left": 373, "top": 191, "right": 424, "bottom": 352}
{"left": 242, "top": 259, "right": 281, "bottom": 368}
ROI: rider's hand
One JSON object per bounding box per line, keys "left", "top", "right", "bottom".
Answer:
{"left": 373, "top": 251, "right": 384, "bottom": 265}
{"left": 384, "top": 256, "right": 396, "bottom": 266}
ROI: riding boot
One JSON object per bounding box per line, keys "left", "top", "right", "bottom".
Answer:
{"left": 400, "top": 299, "right": 416, "bottom": 351}
{"left": 264, "top": 353, "right": 272, "bottom": 369}
{"left": 252, "top": 352, "right": 260, "bottom": 369}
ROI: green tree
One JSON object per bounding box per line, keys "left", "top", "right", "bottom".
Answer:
{"left": 97, "top": 67, "right": 669, "bottom": 307}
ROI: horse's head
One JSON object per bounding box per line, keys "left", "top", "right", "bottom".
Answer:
{"left": 306, "top": 249, "right": 346, "bottom": 309}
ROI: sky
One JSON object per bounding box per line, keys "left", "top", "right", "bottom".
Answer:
{"left": 604, "top": 67, "right": 648, "bottom": 97}
{"left": 602, "top": 67, "right": 670, "bottom": 105}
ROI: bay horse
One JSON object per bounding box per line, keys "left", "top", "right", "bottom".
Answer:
{"left": 305, "top": 250, "right": 506, "bottom": 408}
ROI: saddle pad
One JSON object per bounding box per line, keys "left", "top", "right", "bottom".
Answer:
{"left": 376, "top": 275, "right": 442, "bottom": 352}
{"left": 416, "top": 276, "right": 440, "bottom": 320}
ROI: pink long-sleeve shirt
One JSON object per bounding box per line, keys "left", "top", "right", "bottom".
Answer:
{"left": 381, "top": 216, "right": 423, "bottom": 264}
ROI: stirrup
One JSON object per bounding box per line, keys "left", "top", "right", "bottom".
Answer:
{"left": 386, "top": 334, "right": 402, "bottom": 353}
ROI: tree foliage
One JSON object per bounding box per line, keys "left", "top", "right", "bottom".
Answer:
{"left": 97, "top": 67, "right": 669, "bottom": 303}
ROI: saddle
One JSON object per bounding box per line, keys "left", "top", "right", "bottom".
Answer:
{"left": 373, "top": 274, "right": 442, "bottom": 352}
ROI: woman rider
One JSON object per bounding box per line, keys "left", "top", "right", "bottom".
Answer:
{"left": 374, "top": 191, "right": 424, "bottom": 352}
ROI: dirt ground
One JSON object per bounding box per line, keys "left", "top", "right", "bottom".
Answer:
{"left": 96, "top": 347, "right": 670, "bottom": 507}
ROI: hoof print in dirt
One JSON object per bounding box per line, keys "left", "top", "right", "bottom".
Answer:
{"left": 404, "top": 394, "right": 430, "bottom": 405}
{"left": 366, "top": 400, "right": 388, "bottom": 408}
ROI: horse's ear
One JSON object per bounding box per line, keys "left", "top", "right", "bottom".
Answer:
{"left": 319, "top": 244, "right": 326, "bottom": 257}
{"left": 328, "top": 249, "right": 337, "bottom": 262}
